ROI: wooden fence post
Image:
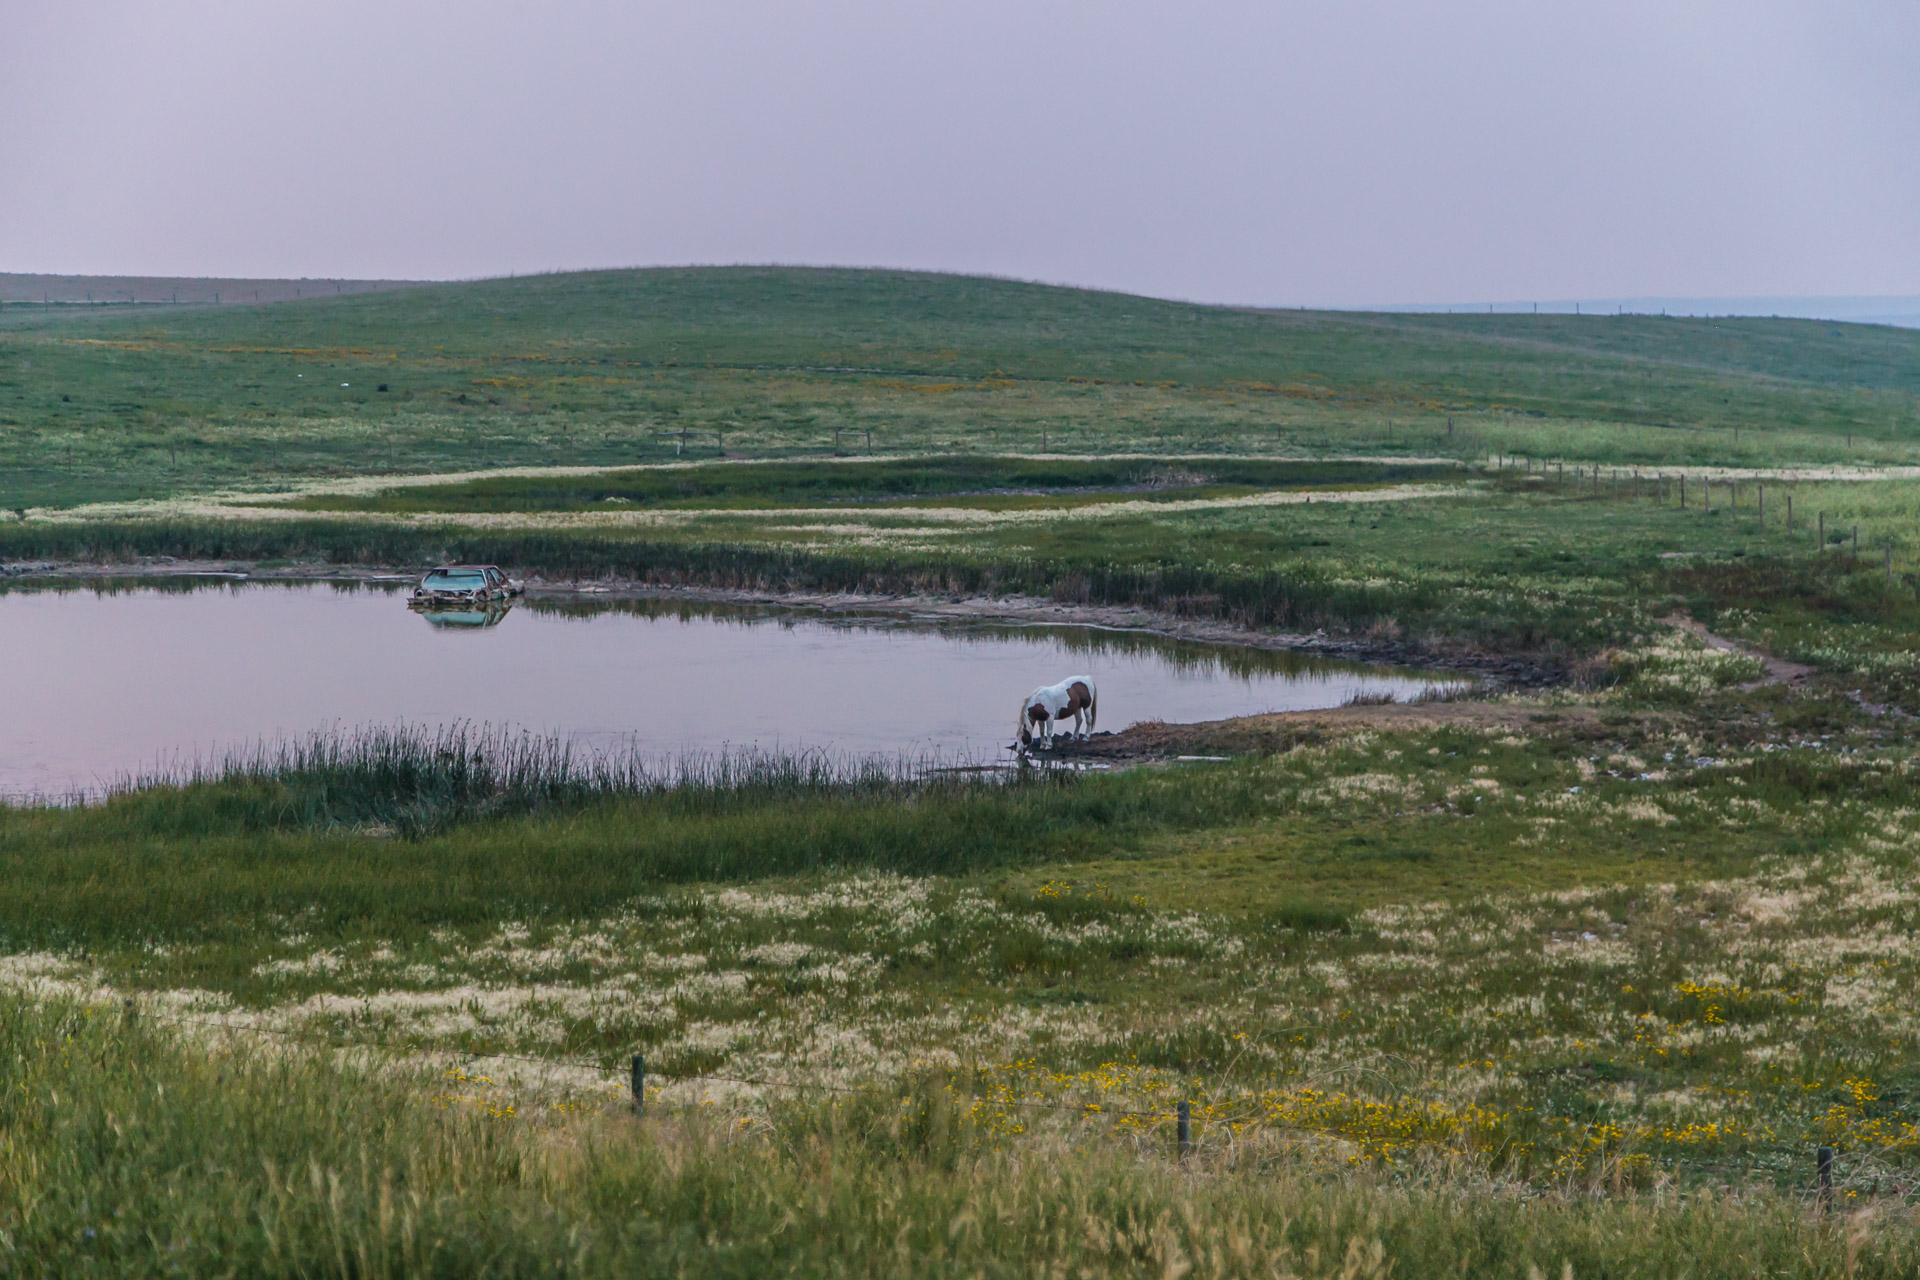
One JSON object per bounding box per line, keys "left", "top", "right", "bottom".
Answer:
{"left": 1817, "top": 1145, "right": 1834, "bottom": 1208}
{"left": 1177, "top": 1101, "right": 1192, "bottom": 1160}
{"left": 632, "top": 1054, "right": 645, "bottom": 1114}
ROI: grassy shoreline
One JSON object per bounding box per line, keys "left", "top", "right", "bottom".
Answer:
{"left": 8, "top": 696, "right": 1920, "bottom": 1199}
{"left": 8, "top": 268, "right": 1920, "bottom": 1270}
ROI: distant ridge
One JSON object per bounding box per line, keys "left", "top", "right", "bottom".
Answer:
{"left": 1364, "top": 294, "right": 1920, "bottom": 330}
{"left": 0, "top": 273, "right": 429, "bottom": 306}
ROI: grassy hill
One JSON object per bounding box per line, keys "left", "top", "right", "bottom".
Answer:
{"left": 2, "top": 267, "right": 1918, "bottom": 509}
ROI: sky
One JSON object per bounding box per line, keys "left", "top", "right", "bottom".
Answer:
{"left": 4, "top": 1, "right": 1918, "bottom": 307}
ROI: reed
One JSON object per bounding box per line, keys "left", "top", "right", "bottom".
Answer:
{"left": 129, "top": 721, "right": 962, "bottom": 829}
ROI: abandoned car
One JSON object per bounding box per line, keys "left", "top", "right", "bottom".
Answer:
{"left": 408, "top": 565, "right": 523, "bottom": 608}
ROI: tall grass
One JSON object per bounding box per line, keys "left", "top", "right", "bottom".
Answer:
{"left": 123, "top": 721, "right": 967, "bottom": 835}
{"left": 0, "top": 726, "right": 1276, "bottom": 948}
{"left": 1, "top": 993, "right": 1909, "bottom": 1278}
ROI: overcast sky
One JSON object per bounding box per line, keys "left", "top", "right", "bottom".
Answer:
{"left": 4, "top": 1, "right": 1917, "bottom": 306}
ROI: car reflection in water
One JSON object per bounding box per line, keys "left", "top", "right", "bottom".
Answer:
{"left": 406, "top": 563, "right": 523, "bottom": 629}
{"left": 411, "top": 600, "right": 515, "bottom": 629}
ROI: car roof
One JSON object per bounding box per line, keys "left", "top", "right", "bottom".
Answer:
{"left": 428, "top": 564, "right": 500, "bottom": 572}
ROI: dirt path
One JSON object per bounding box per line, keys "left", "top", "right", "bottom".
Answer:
{"left": 26, "top": 480, "right": 1475, "bottom": 530}
{"left": 1661, "top": 614, "right": 1815, "bottom": 689}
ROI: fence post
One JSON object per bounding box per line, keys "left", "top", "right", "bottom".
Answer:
{"left": 1787, "top": 494, "right": 1794, "bottom": 532}
{"left": 632, "top": 1054, "right": 645, "bottom": 1114}
{"left": 1888, "top": 547, "right": 1894, "bottom": 585}
{"left": 1680, "top": 475, "right": 1686, "bottom": 508}
{"left": 1817, "top": 1145, "right": 1834, "bottom": 1208}
{"left": 1819, "top": 513, "right": 1825, "bottom": 553}
{"left": 1758, "top": 485, "right": 1764, "bottom": 526}
{"left": 1177, "top": 1101, "right": 1191, "bottom": 1160}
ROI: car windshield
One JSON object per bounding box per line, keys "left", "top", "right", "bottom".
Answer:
{"left": 423, "top": 570, "right": 486, "bottom": 588}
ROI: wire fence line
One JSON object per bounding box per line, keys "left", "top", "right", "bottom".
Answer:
{"left": 122, "top": 1002, "right": 1196, "bottom": 1129}
{"left": 76, "top": 1000, "right": 1866, "bottom": 1186}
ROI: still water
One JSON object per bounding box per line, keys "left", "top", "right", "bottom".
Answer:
{"left": 0, "top": 580, "right": 1454, "bottom": 797}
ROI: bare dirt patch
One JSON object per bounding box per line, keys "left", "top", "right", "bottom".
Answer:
{"left": 1028, "top": 699, "right": 1605, "bottom": 764}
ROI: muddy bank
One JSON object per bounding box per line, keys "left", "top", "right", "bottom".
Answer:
{"left": 0, "top": 555, "right": 1562, "bottom": 688}
{"left": 1020, "top": 699, "right": 1607, "bottom": 765}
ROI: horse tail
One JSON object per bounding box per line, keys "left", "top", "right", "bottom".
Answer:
{"left": 1088, "top": 680, "right": 1098, "bottom": 732}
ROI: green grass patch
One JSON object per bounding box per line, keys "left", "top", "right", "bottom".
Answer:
{"left": 4, "top": 266, "right": 1918, "bottom": 509}
{"left": 278, "top": 456, "right": 1467, "bottom": 514}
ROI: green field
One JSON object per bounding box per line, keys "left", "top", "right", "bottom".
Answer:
{"left": 7, "top": 270, "right": 1920, "bottom": 1274}
{"left": 2, "top": 267, "right": 1919, "bottom": 509}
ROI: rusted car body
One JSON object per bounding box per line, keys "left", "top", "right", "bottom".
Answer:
{"left": 408, "top": 565, "right": 522, "bottom": 609}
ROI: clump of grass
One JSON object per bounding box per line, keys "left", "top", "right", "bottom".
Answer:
{"left": 1605, "top": 637, "right": 1766, "bottom": 701}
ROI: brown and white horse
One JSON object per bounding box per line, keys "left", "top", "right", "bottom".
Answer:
{"left": 1016, "top": 675, "right": 1098, "bottom": 749}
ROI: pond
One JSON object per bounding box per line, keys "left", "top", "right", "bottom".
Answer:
{"left": 0, "top": 579, "right": 1458, "bottom": 798}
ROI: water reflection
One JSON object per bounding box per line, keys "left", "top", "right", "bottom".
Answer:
{"left": 0, "top": 578, "right": 1461, "bottom": 799}
{"left": 410, "top": 600, "right": 515, "bottom": 629}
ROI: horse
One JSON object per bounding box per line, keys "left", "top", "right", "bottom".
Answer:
{"left": 1015, "top": 675, "right": 1098, "bottom": 750}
